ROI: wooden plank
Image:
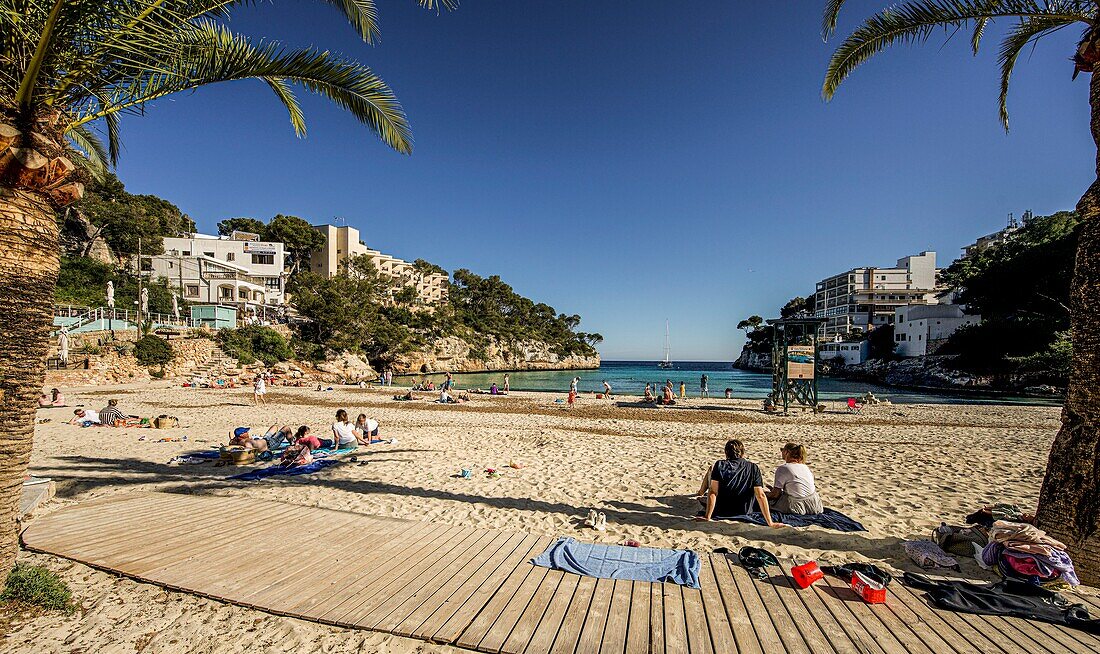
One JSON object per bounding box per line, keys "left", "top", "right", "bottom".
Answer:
{"left": 728, "top": 558, "right": 808, "bottom": 654}
{"left": 25, "top": 494, "right": 212, "bottom": 550}
{"left": 760, "top": 566, "right": 836, "bottom": 654}
{"left": 232, "top": 515, "right": 398, "bottom": 611}
{"left": 708, "top": 555, "right": 765, "bottom": 654}
{"left": 623, "top": 581, "right": 650, "bottom": 654}
{"left": 371, "top": 528, "right": 504, "bottom": 633}
{"left": 648, "top": 580, "right": 664, "bottom": 654}
{"left": 660, "top": 583, "right": 688, "bottom": 654}
{"left": 353, "top": 527, "right": 489, "bottom": 630}
{"left": 680, "top": 583, "right": 713, "bottom": 654}
{"left": 573, "top": 577, "right": 615, "bottom": 654}
{"left": 430, "top": 535, "right": 550, "bottom": 644}
{"left": 805, "top": 575, "right": 888, "bottom": 654}
{"left": 985, "top": 615, "right": 1069, "bottom": 654}
{"left": 875, "top": 577, "right": 968, "bottom": 654}
{"left": 774, "top": 566, "right": 858, "bottom": 654}
{"left": 466, "top": 557, "right": 550, "bottom": 653}
{"left": 597, "top": 579, "right": 633, "bottom": 654}
{"left": 322, "top": 524, "right": 466, "bottom": 625}
{"left": 549, "top": 574, "right": 597, "bottom": 654}
{"left": 277, "top": 519, "right": 437, "bottom": 617}
{"left": 502, "top": 570, "right": 567, "bottom": 654}
{"left": 814, "top": 571, "right": 906, "bottom": 654}
{"left": 522, "top": 573, "right": 579, "bottom": 654}
{"left": 891, "top": 582, "right": 1002, "bottom": 654}
{"left": 406, "top": 532, "right": 533, "bottom": 640}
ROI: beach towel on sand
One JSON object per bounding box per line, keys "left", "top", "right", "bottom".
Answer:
{"left": 717, "top": 508, "right": 866, "bottom": 532}
{"left": 229, "top": 459, "right": 340, "bottom": 481}
{"left": 532, "top": 537, "right": 700, "bottom": 588}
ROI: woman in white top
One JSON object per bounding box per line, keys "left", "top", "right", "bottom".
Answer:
{"left": 253, "top": 374, "right": 267, "bottom": 406}
{"left": 331, "top": 409, "right": 359, "bottom": 449}
{"left": 765, "top": 443, "right": 823, "bottom": 515}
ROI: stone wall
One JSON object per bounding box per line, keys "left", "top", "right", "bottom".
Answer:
{"left": 394, "top": 335, "right": 600, "bottom": 374}
{"left": 45, "top": 336, "right": 217, "bottom": 386}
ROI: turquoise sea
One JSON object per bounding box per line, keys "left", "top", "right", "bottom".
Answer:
{"left": 406, "top": 360, "right": 1060, "bottom": 406}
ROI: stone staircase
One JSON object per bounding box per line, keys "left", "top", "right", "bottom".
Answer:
{"left": 187, "top": 345, "right": 239, "bottom": 379}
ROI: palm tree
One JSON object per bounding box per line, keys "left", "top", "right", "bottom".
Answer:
{"left": 822, "top": 1, "right": 1100, "bottom": 583}
{"left": 0, "top": 0, "right": 453, "bottom": 582}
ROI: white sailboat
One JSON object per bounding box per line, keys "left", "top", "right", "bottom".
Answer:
{"left": 658, "top": 320, "right": 673, "bottom": 368}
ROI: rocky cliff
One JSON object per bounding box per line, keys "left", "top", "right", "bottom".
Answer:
{"left": 834, "top": 355, "right": 1064, "bottom": 396}
{"left": 732, "top": 347, "right": 771, "bottom": 372}
{"left": 395, "top": 335, "right": 600, "bottom": 374}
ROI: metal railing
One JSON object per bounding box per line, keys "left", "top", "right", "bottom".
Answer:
{"left": 54, "top": 306, "right": 195, "bottom": 330}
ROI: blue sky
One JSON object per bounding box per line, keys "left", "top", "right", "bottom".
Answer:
{"left": 109, "top": 1, "right": 1093, "bottom": 360}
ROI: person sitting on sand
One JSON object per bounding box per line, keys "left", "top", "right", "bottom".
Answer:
{"left": 765, "top": 443, "right": 823, "bottom": 515}
{"left": 643, "top": 384, "right": 655, "bottom": 403}
{"left": 490, "top": 383, "right": 500, "bottom": 395}
{"left": 331, "top": 410, "right": 359, "bottom": 450}
{"left": 50, "top": 388, "right": 64, "bottom": 406}
{"left": 98, "top": 399, "right": 126, "bottom": 427}
{"left": 280, "top": 426, "right": 317, "bottom": 467}
{"left": 38, "top": 393, "right": 51, "bottom": 407}
{"left": 354, "top": 413, "right": 379, "bottom": 445}
{"left": 69, "top": 408, "right": 100, "bottom": 425}
{"left": 425, "top": 380, "right": 436, "bottom": 391}
{"left": 694, "top": 439, "right": 783, "bottom": 527}
{"left": 659, "top": 384, "right": 675, "bottom": 405}
{"left": 394, "top": 391, "right": 416, "bottom": 400}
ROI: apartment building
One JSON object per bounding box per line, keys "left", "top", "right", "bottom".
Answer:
{"left": 814, "top": 251, "right": 940, "bottom": 338}
{"left": 894, "top": 303, "right": 981, "bottom": 357}
{"left": 307, "top": 224, "right": 448, "bottom": 305}
{"left": 150, "top": 232, "right": 287, "bottom": 308}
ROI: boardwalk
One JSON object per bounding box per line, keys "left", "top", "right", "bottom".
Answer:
{"left": 21, "top": 492, "right": 1100, "bottom": 654}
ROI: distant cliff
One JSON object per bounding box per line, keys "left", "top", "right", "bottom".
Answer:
{"left": 395, "top": 335, "right": 600, "bottom": 375}
{"left": 732, "top": 346, "right": 771, "bottom": 372}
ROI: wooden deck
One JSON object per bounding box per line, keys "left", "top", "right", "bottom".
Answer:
{"left": 21, "top": 492, "right": 1100, "bottom": 654}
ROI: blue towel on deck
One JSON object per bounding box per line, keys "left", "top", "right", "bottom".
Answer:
{"left": 717, "top": 508, "right": 865, "bottom": 532}
{"left": 531, "top": 537, "right": 700, "bottom": 588}
{"left": 229, "top": 459, "right": 340, "bottom": 481}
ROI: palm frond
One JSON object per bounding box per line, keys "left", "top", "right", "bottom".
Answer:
{"left": 263, "top": 76, "right": 307, "bottom": 136}
{"left": 822, "top": 0, "right": 848, "bottom": 39}
{"left": 972, "top": 16, "right": 990, "bottom": 53}
{"left": 65, "top": 124, "right": 109, "bottom": 182}
{"left": 997, "top": 15, "right": 1075, "bottom": 129}
{"left": 822, "top": 1, "right": 1091, "bottom": 100}
{"left": 69, "top": 22, "right": 412, "bottom": 153}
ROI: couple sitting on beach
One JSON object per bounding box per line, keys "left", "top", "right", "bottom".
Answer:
{"left": 643, "top": 383, "right": 676, "bottom": 405}
{"left": 68, "top": 399, "right": 133, "bottom": 426}
{"left": 694, "top": 440, "right": 823, "bottom": 525}
{"left": 38, "top": 388, "right": 64, "bottom": 407}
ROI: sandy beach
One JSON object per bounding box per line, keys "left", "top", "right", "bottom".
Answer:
{"left": 2, "top": 382, "right": 1072, "bottom": 652}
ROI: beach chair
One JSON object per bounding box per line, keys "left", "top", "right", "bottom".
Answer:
{"left": 846, "top": 397, "right": 863, "bottom": 413}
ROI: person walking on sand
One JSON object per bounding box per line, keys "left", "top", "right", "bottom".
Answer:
{"left": 679, "top": 381, "right": 686, "bottom": 398}
{"left": 503, "top": 374, "right": 510, "bottom": 393}
{"left": 570, "top": 377, "right": 579, "bottom": 395}
{"left": 700, "top": 374, "right": 709, "bottom": 398}
{"left": 253, "top": 373, "right": 267, "bottom": 406}
{"left": 603, "top": 380, "right": 612, "bottom": 398}
{"left": 567, "top": 388, "right": 577, "bottom": 408}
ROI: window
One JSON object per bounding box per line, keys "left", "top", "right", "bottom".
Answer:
{"left": 203, "top": 251, "right": 215, "bottom": 258}
{"left": 168, "top": 261, "right": 174, "bottom": 269}
{"left": 181, "top": 250, "right": 191, "bottom": 256}
{"left": 880, "top": 275, "right": 886, "bottom": 281}
{"left": 226, "top": 253, "right": 235, "bottom": 262}
{"left": 251, "top": 254, "right": 274, "bottom": 265}
{"left": 265, "top": 277, "right": 281, "bottom": 290}
{"left": 219, "top": 287, "right": 234, "bottom": 299}
{"left": 185, "top": 285, "right": 199, "bottom": 298}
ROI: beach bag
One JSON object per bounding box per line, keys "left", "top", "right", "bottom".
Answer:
{"left": 933, "top": 523, "right": 988, "bottom": 557}
{"left": 154, "top": 415, "right": 178, "bottom": 429}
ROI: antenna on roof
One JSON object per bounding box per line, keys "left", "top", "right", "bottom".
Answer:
{"left": 1008, "top": 212, "right": 1019, "bottom": 229}
{"left": 334, "top": 215, "right": 347, "bottom": 226}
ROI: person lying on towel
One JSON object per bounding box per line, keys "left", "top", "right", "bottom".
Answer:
{"left": 69, "top": 408, "right": 101, "bottom": 425}
{"left": 230, "top": 424, "right": 294, "bottom": 453}
{"left": 693, "top": 439, "right": 784, "bottom": 528}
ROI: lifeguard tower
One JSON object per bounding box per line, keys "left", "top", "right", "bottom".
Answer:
{"left": 768, "top": 317, "right": 826, "bottom": 414}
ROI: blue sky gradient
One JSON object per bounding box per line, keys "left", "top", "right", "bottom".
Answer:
{"left": 107, "top": 1, "right": 1093, "bottom": 360}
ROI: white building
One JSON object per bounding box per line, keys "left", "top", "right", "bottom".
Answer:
{"left": 893, "top": 303, "right": 981, "bottom": 357}
{"left": 307, "top": 224, "right": 448, "bottom": 306}
{"left": 150, "top": 232, "right": 287, "bottom": 309}
{"left": 814, "top": 251, "right": 940, "bottom": 338}
{"left": 819, "top": 339, "right": 869, "bottom": 366}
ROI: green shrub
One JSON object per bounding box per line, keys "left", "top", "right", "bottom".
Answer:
{"left": 81, "top": 345, "right": 102, "bottom": 355}
{"left": 218, "top": 326, "right": 293, "bottom": 366}
{"left": 1, "top": 564, "right": 74, "bottom": 613}
{"left": 133, "top": 335, "right": 172, "bottom": 366}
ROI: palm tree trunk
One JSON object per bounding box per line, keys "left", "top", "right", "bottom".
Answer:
{"left": 0, "top": 187, "right": 60, "bottom": 583}
{"left": 1034, "top": 70, "right": 1100, "bottom": 586}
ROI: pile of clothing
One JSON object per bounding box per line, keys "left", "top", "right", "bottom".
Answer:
{"left": 980, "top": 520, "right": 1080, "bottom": 587}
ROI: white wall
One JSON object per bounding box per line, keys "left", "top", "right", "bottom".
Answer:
{"left": 894, "top": 303, "right": 980, "bottom": 357}
{"left": 820, "top": 340, "right": 868, "bottom": 365}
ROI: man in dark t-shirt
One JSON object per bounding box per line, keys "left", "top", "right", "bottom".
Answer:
{"left": 695, "top": 439, "right": 783, "bottom": 527}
